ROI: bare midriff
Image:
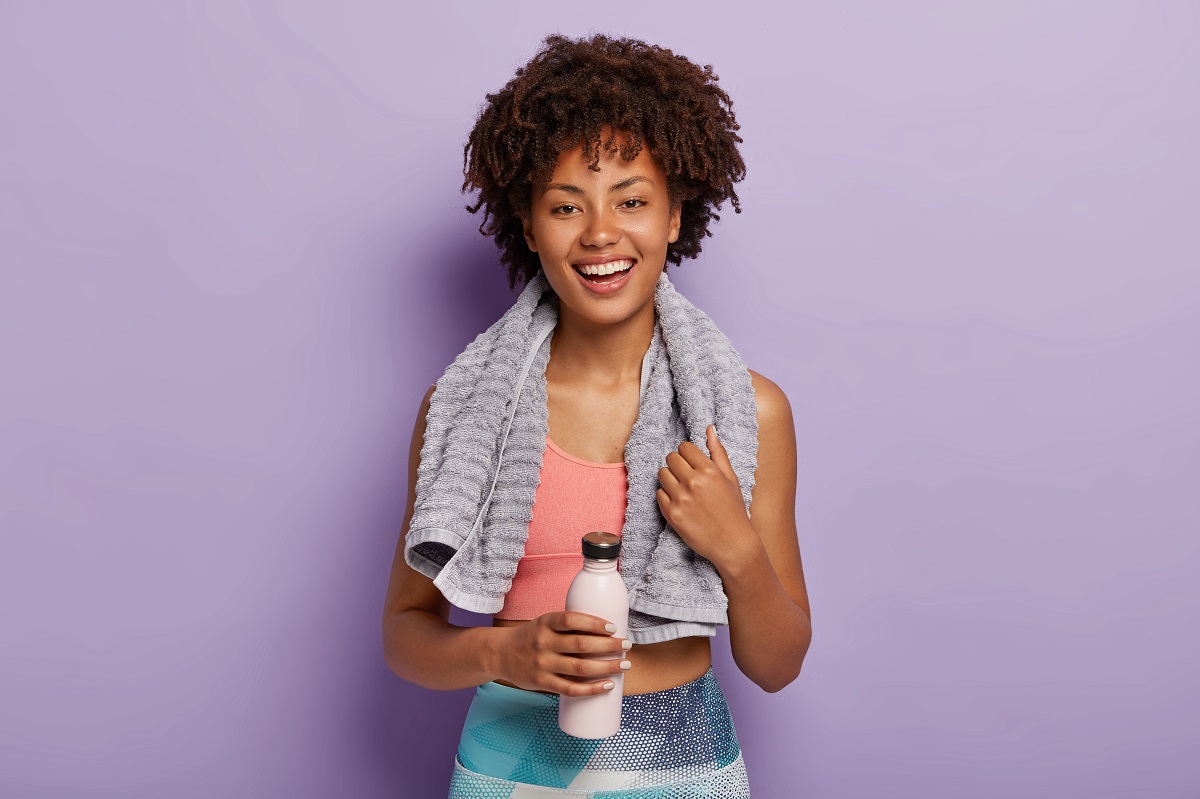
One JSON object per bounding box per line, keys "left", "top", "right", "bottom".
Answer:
{"left": 491, "top": 617, "right": 712, "bottom": 695}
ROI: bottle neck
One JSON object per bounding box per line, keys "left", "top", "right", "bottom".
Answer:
{"left": 581, "top": 557, "right": 619, "bottom": 572}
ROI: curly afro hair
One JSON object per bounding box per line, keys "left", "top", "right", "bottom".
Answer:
{"left": 462, "top": 33, "right": 747, "bottom": 288}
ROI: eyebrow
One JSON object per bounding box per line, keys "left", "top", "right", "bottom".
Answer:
{"left": 541, "top": 176, "right": 654, "bottom": 195}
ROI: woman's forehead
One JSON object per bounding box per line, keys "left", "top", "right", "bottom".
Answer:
{"left": 536, "top": 160, "right": 665, "bottom": 203}
{"left": 543, "top": 133, "right": 664, "bottom": 180}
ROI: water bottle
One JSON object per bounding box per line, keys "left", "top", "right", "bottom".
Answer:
{"left": 558, "top": 531, "right": 628, "bottom": 738}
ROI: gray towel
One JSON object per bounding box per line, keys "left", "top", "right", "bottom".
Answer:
{"left": 405, "top": 271, "right": 759, "bottom": 644}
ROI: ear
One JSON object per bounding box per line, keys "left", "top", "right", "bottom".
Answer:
{"left": 520, "top": 214, "right": 538, "bottom": 253}
{"left": 667, "top": 203, "right": 682, "bottom": 244}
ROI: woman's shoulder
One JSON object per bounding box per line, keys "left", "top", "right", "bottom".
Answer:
{"left": 746, "top": 369, "right": 793, "bottom": 434}
{"left": 744, "top": 370, "right": 797, "bottom": 503}
{"left": 410, "top": 384, "right": 438, "bottom": 439}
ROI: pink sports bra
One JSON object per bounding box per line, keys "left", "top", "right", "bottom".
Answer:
{"left": 494, "top": 436, "right": 627, "bottom": 620}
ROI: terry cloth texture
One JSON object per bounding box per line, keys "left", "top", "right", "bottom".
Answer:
{"left": 447, "top": 667, "right": 750, "bottom": 797}
{"left": 405, "top": 271, "right": 759, "bottom": 644}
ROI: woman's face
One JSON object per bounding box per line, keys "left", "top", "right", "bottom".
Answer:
{"left": 521, "top": 131, "right": 681, "bottom": 331}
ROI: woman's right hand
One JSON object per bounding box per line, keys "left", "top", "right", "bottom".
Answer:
{"left": 492, "top": 611, "right": 633, "bottom": 696}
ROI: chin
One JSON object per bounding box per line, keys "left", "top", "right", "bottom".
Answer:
{"left": 556, "top": 276, "right": 660, "bottom": 327}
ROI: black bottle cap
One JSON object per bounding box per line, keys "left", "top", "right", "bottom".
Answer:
{"left": 581, "top": 531, "right": 621, "bottom": 560}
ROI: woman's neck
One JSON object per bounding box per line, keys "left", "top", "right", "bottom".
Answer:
{"left": 548, "top": 302, "right": 654, "bottom": 386}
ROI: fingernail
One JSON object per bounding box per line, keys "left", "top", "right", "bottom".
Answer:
{"left": 621, "top": 639, "right": 633, "bottom": 650}
{"left": 602, "top": 681, "right": 615, "bottom": 691}
{"left": 605, "top": 623, "right": 616, "bottom": 633}
{"left": 619, "top": 660, "right": 632, "bottom": 670}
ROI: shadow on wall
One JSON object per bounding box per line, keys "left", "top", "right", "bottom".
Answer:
{"left": 388, "top": 223, "right": 522, "bottom": 384}
{"left": 362, "top": 666, "right": 477, "bottom": 795}
{"left": 359, "top": 231, "right": 518, "bottom": 795}
{"left": 440, "top": 236, "right": 523, "bottom": 334}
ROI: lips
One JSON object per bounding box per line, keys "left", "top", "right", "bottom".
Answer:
{"left": 574, "top": 258, "right": 635, "bottom": 277}
{"left": 572, "top": 257, "right": 636, "bottom": 294}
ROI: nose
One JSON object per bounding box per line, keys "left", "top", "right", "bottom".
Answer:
{"left": 580, "top": 205, "right": 620, "bottom": 248}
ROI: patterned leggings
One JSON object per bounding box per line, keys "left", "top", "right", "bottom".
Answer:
{"left": 447, "top": 667, "right": 751, "bottom": 798}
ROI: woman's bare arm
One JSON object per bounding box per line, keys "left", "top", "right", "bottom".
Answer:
{"left": 656, "top": 370, "right": 812, "bottom": 692}
{"left": 381, "top": 385, "right": 500, "bottom": 689}
{"left": 720, "top": 371, "right": 812, "bottom": 692}
{"left": 382, "top": 386, "right": 629, "bottom": 693}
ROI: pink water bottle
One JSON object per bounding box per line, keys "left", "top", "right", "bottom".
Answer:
{"left": 558, "top": 531, "right": 628, "bottom": 738}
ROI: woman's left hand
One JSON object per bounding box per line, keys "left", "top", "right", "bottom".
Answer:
{"left": 656, "top": 425, "right": 754, "bottom": 567}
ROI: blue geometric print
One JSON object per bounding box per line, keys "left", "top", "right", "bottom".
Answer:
{"left": 447, "top": 668, "right": 751, "bottom": 797}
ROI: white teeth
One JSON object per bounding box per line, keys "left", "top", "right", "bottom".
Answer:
{"left": 577, "top": 259, "right": 634, "bottom": 276}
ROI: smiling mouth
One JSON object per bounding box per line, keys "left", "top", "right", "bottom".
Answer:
{"left": 574, "top": 258, "right": 635, "bottom": 284}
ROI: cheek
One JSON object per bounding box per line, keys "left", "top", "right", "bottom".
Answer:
{"left": 538, "top": 257, "right": 576, "bottom": 296}
{"left": 631, "top": 214, "right": 674, "bottom": 252}
{"left": 533, "top": 220, "right": 575, "bottom": 255}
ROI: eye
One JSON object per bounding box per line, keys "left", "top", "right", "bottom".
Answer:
{"left": 620, "top": 198, "right": 646, "bottom": 209}
{"left": 553, "top": 204, "right": 578, "bottom": 215}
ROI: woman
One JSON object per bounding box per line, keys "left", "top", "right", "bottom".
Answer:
{"left": 383, "top": 33, "right": 811, "bottom": 796}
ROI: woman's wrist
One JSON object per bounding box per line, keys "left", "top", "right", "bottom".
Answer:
{"left": 478, "top": 623, "right": 511, "bottom": 684}
{"left": 710, "top": 521, "right": 766, "bottom": 581}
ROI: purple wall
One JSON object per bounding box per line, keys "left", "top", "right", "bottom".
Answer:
{"left": 2, "top": 2, "right": 1196, "bottom": 796}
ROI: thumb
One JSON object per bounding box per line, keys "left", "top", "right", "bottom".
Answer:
{"left": 707, "top": 425, "right": 737, "bottom": 481}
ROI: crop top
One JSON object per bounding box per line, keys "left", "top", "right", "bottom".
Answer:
{"left": 494, "top": 436, "right": 627, "bottom": 620}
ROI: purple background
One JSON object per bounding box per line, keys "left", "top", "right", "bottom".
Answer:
{"left": 2, "top": 2, "right": 1197, "bottom": 796}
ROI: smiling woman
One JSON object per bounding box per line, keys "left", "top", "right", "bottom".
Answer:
{"left": 521, "top": 130, "right": 681, "bottom": 328}
{"left": 382, "top": 33, "right": 812, "bottom": 797}
{"left": 460, "top": 33, "right": 747, "bottom": 290}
